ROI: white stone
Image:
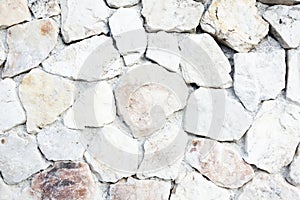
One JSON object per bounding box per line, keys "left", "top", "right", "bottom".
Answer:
{"left": 0, "top": 31, "right": 7, "bottom": 66}
{"left": 179, "top": 34, "right": 232, "bottom": 88}
{"left": 60, "top": 0, "right": 110, "bottom": 43}
{"left": 287, "top": 49, "right": 300, "bottom": 104}
{"left": 264, "top": 5, "right": 300, "bottom": 48}
{"left": 0, "top": 79, "right": 26, "bottom": 131}
{"left": 63, "top": 81, "right": 116, "bottom": 129}
{"left": 184, "top": 88, "right": 253, "bottom": 141}
{"left": 0, "top": 127, "right": 48, "bottom": 184}
{"left": 244, "top": 99, "right": 300, "bottom": 173}
{"left": 43, "top": 36, "right": 122, "bottom": 81}
{"left": 0, "top": 179, "right": 34, "bottom": 200}
{"left": 19, "top": 69, "right": 74, "bottom": 134}
{"left": 200, "top": 0, "right": 269, "bottom": 52}
{"left": 3, "top": 19, "right": 58, "bottom": 78}
{"left": 106, "top": 0, "right": 139, "bottom": 8}
{"left": 142, "top": 0, "right": 204, "bottom": 32}
{"left": 186, "top": 139, "right": 255, "bottom": 188}
{"left": 146, "top": 31, "right": 180, "bottom": 72}
{"left": 234, "top": 50, "right": 285, "bottom": 111}
{"left": 0, "top": 0, "right": 31, "bottom": 29}
{"left": 238, "top": 173, "right": 300, "bottom": 200}
{"left": 289, "top": 145, "right": 300, "bottom": 185}
{"left": 259, "top": 0, "right": 300, "bottom": 4}
{"left": 28, "top": 0, "right": 61, "bottom": 18}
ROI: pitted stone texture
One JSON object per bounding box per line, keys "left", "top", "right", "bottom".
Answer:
{"left": 142, "top": 0, "right": 204, "bottom": 32}
{"left": 0, "top": 0, "right": 31, "bottom": 29}
{"left": 28, "top": 0, "right": 61, "bottom": 18}
{"left": 110, "top": 178, "right": 171, "bottom": 200}
{"left": 0, "top": 127, "right": 48, "bottom": 184}
{"left": 287, "top": 49, "right": 300, "bottom": 104}
{"left": 64, "top": 81, "right": 116, "bottom": 129}
{"left": 184, "top": 88, "right": 253, "bottom": 141}
{"left": 31, "top": 162, "right": 103, "bottom": 200}
{"left": 238, "top": 173, "right": 300, "bottom": 200}
{"left": 186, "top": 139, "right": 254, "bottom": 188}
{"left": 234, "top": 50, "right": 285, "bottom": 111}
{"left": 0, "top": 79, "right": 26, "bottom": 131}
{"left": 2, "top": 19, "right": 58, "bottom": 78}
{"left": 200, "top": 0, "right": 269, "bottom": 52}
{"left": 259, "top": 0, "right": 300, "bottom": 4}
{"left": 107, "top": 0, "right": 139, "bottom": 8}
{"left": 179, "top": 33, "right": 232, "bottom": 88}
{"left": 244, "top": 99, "right": 300, "bottom": 173}
{"left": 263, "top": 5, "right": 300, "bottom": 48}
{"left": 19, "top": 69, "right": 74, "bottom": 134}
{"left": 60, "top": 0, "right": 110, "bottom": 43}
{"left": 288, "top": 145, "right": 300, "bottom": 185}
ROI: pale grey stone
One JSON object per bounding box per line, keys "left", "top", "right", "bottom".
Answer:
{"left": 259, "top": 0, "right": 300, "bottom": 5}
{"left": 106, "top": 0, "right": 139, "bottom": 8}
{"left": 28, "top": 0, "right": 60, "bottom": 18}
{"left": 287, "top": 48, "right": 300, "bottom": 104}
{"left": 288, "top": 145, "right": 300, "bottom": 185}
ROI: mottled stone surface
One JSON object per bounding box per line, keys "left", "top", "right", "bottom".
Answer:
{"left": 287, "top": 48, "right": 300, "bottom": 104}
{"left": 28, "top": 0, "right": 60, "bottom": 18}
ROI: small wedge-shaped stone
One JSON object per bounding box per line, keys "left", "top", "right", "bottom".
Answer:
{"left": 179, "top": 34, "right": 232, "bottom": 88}
{"left": 186, "top": 139, "right": 254, "bottom": 188}
{"left": 3, "top": 19, "right": 58, "bottom": 78}
{"left": 61, "top": 0, "right": 110, "bottom": 43}
{"left": 184, "top": 88, "right": 253, "bottom": 141}
{"left": 0, "top": 79, "right": 26, "bottom": 131}
{"left": 142, "top": 0, "right": 204, "bottom": 32}
{"left": 238, "top": 173, "right": 300, "bottom": 200}
{"left": 110, "top": 178, "right": 171, "bottom": 200}
{"left": 19, "top": 69, "right": 74, "bottom": 133}
{"left": 288, "top": 145, "right": 300, "bottom": 185}
{"left": 287, "top": 48, "right": 300, "bottom": 104}
{"left": 0, "top": 127, "right": 48, "bottom": 184}
{"left": 200, "top": 0, "right": 269, "bottom": 52}
{"left": 64, "top": 81, "right": 116, "bottom": 129}
{"left": 107, "top": 0, "right": 139, "bottom": 8}
{"left": 244, "top": 99, "right": 300, "bottom": 173}
{"left": 264, "top": 5, "right": 300, "bottom": 48}
{"left": 234, "top": 50, "right": 285, "bottom": 111}
{"left": 0, "top": 0, "right": 31, "bottom": 29}
{"left": 28, "top": 0, "right": 61, "bottom": 18}
{"left": 259, "top": 0, "right": 300, "bottom": 4}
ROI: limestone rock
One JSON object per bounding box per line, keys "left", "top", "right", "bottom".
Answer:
{"left": 287, "top": 49, "right": 300, "bottom": 104}
{"left": 238, "top": 173, "right": 300, "bottom": 200}
{"left": 142, "top": 0, "right": 204, "bottom": 32}
{"left": 63, "top": 81, "right": 116, "bottom": 129}
{"left": 0, "top": 79, "right": 26, "bottom": 131}
{"left": 244, "top": 99, "right": 300, "bottom": 173}
{"left": 179, "top": 34, "right": 232, "bottom": 88}
{"left": 0, "top": 179, "right": 34, "bottom": 200}
{"left": 106, "top": 0, "right": 139, "bottom": 8}
{"left": 186, "top": 139, "right": 255, "bottom": 188}
{"left": 43, "top": 36, "right": 122, "bottom": 81}
{"left": 234, "top": 50, "right": 285, "bottom": 111}
{"left": 288, "top": 145, "right": 300, "bottom": 185}
{"left": 0, "top": 31, "right": 7, "bottom": 66}
{"left": 3, "top": 19, "right": 58, "bottom": 78}
{"left": 200, "top": 0, "right": 269, "bottom": 52}
{"left": 60, "top": 0, "right": 110, "bottom": 43}
{"left": 110, "top": 178, "right": 171, "bottom": 200}
{"left": 19, "top": 69, "right": 74, "bottom": 134}
{"left": 259, "top": 0, "right": 300, "bottom": 4}
{"left": 0, "top": 127, "right": 48, "bottom": 184}
{"left": 184, "top": 88, "right": 253, "bottom": 141}
{"left": 28, "top": 0, "right": 61, "bottom": 18}
{"left": 0, "top": 0, "right": 31, "bottom": 29}
{"left": 263, "top": 5, "right": 300, "bottom": 48}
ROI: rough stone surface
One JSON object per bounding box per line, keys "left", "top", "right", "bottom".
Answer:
{"left": 200, "top": 0, "right": 269, "bottom": 52}
{"left": 238, "top": 173, "right": 300, "bottom": 200}
{"left": 0, "top": 179, "right": 34, "bottom": 200}
{"left": 3, "top": 19, "right": 58, "bottom": 78}
{"left": 186, "top": 139, "right": 255, "bottom": 188}
{"left": 106, "top": 0, "right": 139, "bottom": 8}
{"left": 0, "top": 79, "right": 26, "bottom": 131}
{"left": 179, "top": 33, "right": 232, "bottom": 88}
{"left": 142, "top": 0, "right": 204, "bottom": 32}
{"left": 288, "top": 145, "right": 300, "bottom": 186}
{"left": 28, "top": 0, "right": 61, "bottom": 18}
{"left": 60, "top": 0, "right": 110, "bottom": 43}
{"left": 263, "top": 5, "right": 300, "bottom": 48}
{"left": 0, "top": 127, "right": 48, "bottom": 184}
{"left": 244, "top": 99, "right": 300, "bottom": 173}
{"left": 0, "top": 0, "right": 31, "bottom": 29}
{"left": 0, "top": 31, "right": 7, "bottom": 66}
{"left": 259, "top": 0, "right": 300, "bottom": 4}
{"left": 19, "top": 69, "right": 74, "bottom": 133}
{"left": 287, "top": 48, "right": 300, "bottom": 104}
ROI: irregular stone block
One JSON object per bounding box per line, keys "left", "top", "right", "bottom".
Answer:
{"left": 28, "top": 0, "right": 60, "bottom": 18}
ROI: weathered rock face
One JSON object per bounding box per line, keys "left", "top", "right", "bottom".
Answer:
{"left": 259, "top": 0, "right": 300, "bottom": 4}
{"left": 2, "top": 19, "right": 58, "bottom": 78}
{"left": 106, "top": 0, "right": 139, "bottom": 8}
{"left": 238, "top": 173, "right": 300, "bottom": 200}
{"left": 19, "top": 69, "right": 74, "bottom": 133}
{"left": 186, "top": 139, "right": 254, "bottom": 188}
{"left": 179, "top": 33, "right": 232, "bottom": 88}
{"left": 288, "top": 145, "right": 300, "bottom": 186}
{"left": 287, "top": 48, "right": 300, "bottom": 104}
{"left": 0, "top": 0, "right": 31, "bottom": 29}
{"left": 0, "top": 31, "right": 7, "bottom": 66}
{"left": 110, "top": 178, "right": 171, "bottom": 200}
{"left": 142, "top": 0, "right": 204, "bottom": 32}
{"left": 244, "top": 99, "right": 300, "bottom": 173}
{"left": 60, "top": 0, "right": 110, "bottom": 43}
{"left": 0, "top": 127, "right": 48, "bottom": 184}
{"left": 0, "top": 79, "right": 26, "bottom": 131}
{"left": 263, "top": 5, "right": 300, "bottom": 48}
{"left": 0, "top": 179, "right": 34, "bottom": 200}
{"left": 200, "top": 0, "right": 269, "bottom": 52}
{"left": 28, "top": 0, "right": 61, "bottom": 18}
